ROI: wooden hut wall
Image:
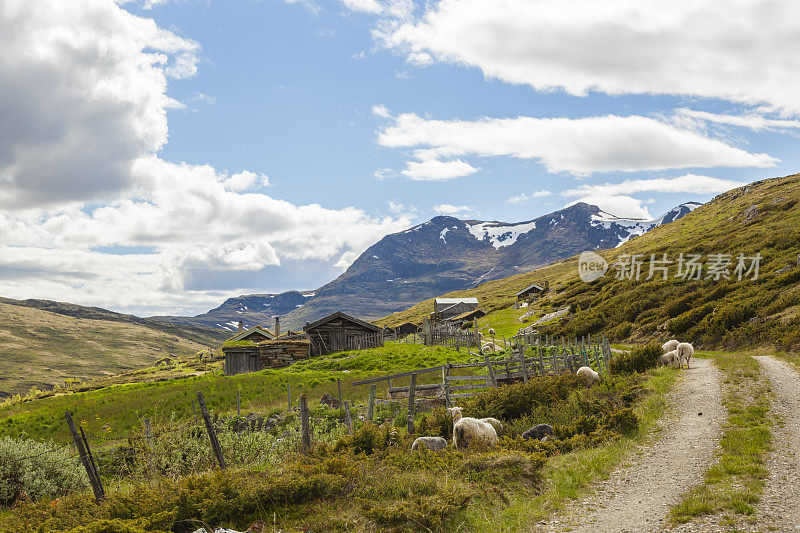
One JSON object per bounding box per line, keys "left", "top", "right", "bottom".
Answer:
{"left": 223, "top": 347, "right": 260, "bottom": 376}
{"left": 306, "top": 317, "right": 381, "bottom": 355}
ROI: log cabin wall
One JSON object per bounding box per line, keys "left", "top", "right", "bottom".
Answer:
{"left": 305, "top": 316, "right": 382, "bottom": 356}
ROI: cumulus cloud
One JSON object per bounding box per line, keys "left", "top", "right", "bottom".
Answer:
{"left": 0, "top": 0, "right": 412, "bottom": 315}
{"left": 0, "top": 0, "right": 199, "bottom": 209}
{"left": 433, "top": 204, "right": 472, "bottom": 216}
{"left": 506, "top": 190, "right": 551, "bottom": 205}
{"left": 676, "top": 109, "right": 800, "bottom": 132}
{"left": 342, "top": 0, "right": 412, "bottom": 18}
{"left": 562, "top": 174, "right": 745, "bottom": 198}
{"left": 567, "top": 195, "right": 654, "bottom": 220}
{"left": 377, "top": 112, "right": 777, "bottom": 178}
{"left": 379, "top": 0, "right": 800, "bottom": 115}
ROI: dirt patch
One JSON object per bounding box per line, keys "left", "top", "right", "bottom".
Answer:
{"left": 535, "top": 358, "right": 724, "bottom": 532}
{"left": 752, "top": 355, "right": 800, "bottom": 530}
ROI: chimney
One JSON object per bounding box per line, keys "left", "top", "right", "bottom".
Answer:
{"left": 237, "top": 321, "right": 244, "bottom": 333}
{"left": 274, "top": 316, "right": 281, "bottom": 337}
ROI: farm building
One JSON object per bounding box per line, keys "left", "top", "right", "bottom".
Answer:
{"left": 225, "top": 325, "right": 275, "bottom": 343}
{"left": 431, "top": 297, "right": 479, "bottom": 321}
{"left": 303, "top": 311, "right": 383, "bottom": 356}
{"left": 445, "top": 308, "right": 486, "bottom": 325}
{"left": 393, "top": 322, "right": 420, "bottom": 336}
{"left": 516, "top": 281, "right": 548, "bottom": 301}
{"left": 222, "top": 338, "right": 311, "bottom": 376}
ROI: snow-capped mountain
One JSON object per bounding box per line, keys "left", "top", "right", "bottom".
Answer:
{"left": 156, "top": 201, "right": 700, "bottom": 331}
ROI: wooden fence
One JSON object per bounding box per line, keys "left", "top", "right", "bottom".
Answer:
{"left": 346, "top": 332, "right": 384, "bottom": 351}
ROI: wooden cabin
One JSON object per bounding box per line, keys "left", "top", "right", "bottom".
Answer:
{"left": 303, "top": 311, "right": 383, "bottom": 356}
{"left": 225, "top": 325, "right": 275, "bottom": 343}
{"left": 516, "top": 281, "right": 547, "bottom": 301}
{"left": 431, "top": 297, "right": 479, "bottom": 321}
{"left": 223, "top": 339, "right": 311, "bottom": 376}
{"left": 394, "top": 322, "right": 420, "bottom": 336}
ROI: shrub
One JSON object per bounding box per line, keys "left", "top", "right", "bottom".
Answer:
{"left": 0, "top": 436, "right": 90, "bottom": 505}
{"left": 610, "top": 344, "right": 661, "bottom": 374}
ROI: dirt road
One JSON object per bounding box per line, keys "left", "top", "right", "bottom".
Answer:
{"left": 536, "top": 358, "right": 724, "bottom": 532}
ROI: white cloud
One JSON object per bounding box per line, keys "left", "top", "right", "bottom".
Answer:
{"left": 567, "top": 195, "right": 653, "bottom": 220}
{"left": 402, "top": 158, "right": 478, "bottom": 181}
{"left": 342, "top": 0, "right": 382, "bottom": 14}
{"left": 372, "top": 104, "right": 392, "bottom": 118}
{"left": 433, "top": 204, "right": 472, "bottom": 216}
{"left": 377, "top": 112, "right": 777, "bottom": 178}
{"left": 0, "top": 0, "right": 412, "bottom": 315}
{"left": 676, "top": 109, "right": 800, "bottom": 132}
{"left": 506, "top": 190, "right": 551, "bottom": 205}
{"left": 333, "top": 250, "right": 360, "bottom": 270}
{"left": 341, "top": 0, "right": 412, "bottom": 18}
{"left": 562, "top": 174, "right": 745, "bottom": 198}
{"left": 379, "top": 0, "right": 800, "bottom": 115}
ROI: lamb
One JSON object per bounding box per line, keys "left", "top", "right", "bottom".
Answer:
{"left": 479, "top": 417, "right": 504, "bottom": 435}
{"left": 447, "top": 407, "right": 498, "bottom": 450}
{"left": 521, "top": 423, "right": 554, "bottom": 441}
{"left": 411, "top": 436, "right": 448, "bottom": 452}
{"left": 662, "top": 339, "right": 680, "bottom": 353}
{"left": 488, "top": 328, "right": 496, "bottom": 336}
{"left": 676, "top": 342, "right": 694, "bottom": 369}
{"left": 660, "top": 350, "right": 678, "bottom": 367}
{"left": 576, "top": 366, "right": 600, "bottom": 385}
{"left": 481, "top": 342, "right": 497, "bottom": 354}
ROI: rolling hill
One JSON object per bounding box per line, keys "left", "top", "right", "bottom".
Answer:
{"left": 0, "top": 298, "right": 228, "bottom": 397}
{"left": 381, "top": 173, "right": 800, "bottom": 353}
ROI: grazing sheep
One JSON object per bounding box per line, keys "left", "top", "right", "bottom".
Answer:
{"left": 479, "top": 417, "right": 504, "bottom": 435}
{"left": 481, "top": 342, "right": 497, "bottom": 354}
{"left": 660, "top": 350, "right": 678, "bottom": 367}
{"left": 676, "top": 342, "right": 694, "bottom": 369}
{"left": 411, "top": 436, "right": 448, "bottom": 452}
{"left": 447, "top": 407, "right": 498, "bottom": 450}
{"left": 521, "top": 423, "right": 554, "bottom": 441}
{"left": 477, "top": 332, "right": 484, "bottom": 341}
{"left": 488, "top": 328, "right": 496, "bottom": 336}
{"left": 576, "top": 366, "right": 600, "bottom": 385}
{"left": 662, "top": 339, "right": 680, "bottom": 353}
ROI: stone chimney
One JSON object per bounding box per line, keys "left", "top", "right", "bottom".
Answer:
{"left": 237, "top": 321, "right": 244, "bottom": 333}
{"left": 274, "top": 316, "right": 281, "bottom": 337}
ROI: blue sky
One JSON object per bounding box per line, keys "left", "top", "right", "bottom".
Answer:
{"left": 1, "top": 0, "right": 798, "bottom": 316}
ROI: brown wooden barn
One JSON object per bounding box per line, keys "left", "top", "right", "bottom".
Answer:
{"left": 225, "top": 325, "right": 275, "bottom": 343}
{"left": 303, "top": 311, "right": 383, "bottom": 355}
{"left": 222, "top": 339, "right": 311, "bottom": 376}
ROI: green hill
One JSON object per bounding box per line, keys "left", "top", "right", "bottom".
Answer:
{"left": 0, "top": 298, "right": 228, "bottom": 397}
{"left": 382, "top": 173, "right": 800, "bottom": 353}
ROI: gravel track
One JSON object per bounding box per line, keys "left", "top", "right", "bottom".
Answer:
{"left": 752, "top": 355, "right": 800, "bottom": 531}
{"left": 535, "top": 358, "right": 724, "bottom": 532}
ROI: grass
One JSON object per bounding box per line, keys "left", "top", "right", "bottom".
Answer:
{"left": 469, "top": 364, "right": 677, "bottom": 530}
{"left": 0, "top": 301, "right": 218, "bottom": 397}
{"left": 0, "top": 342, "right": 470, "bottom": 444}
{"left": 670, "top": 351, "right": 772, "bottom": 526}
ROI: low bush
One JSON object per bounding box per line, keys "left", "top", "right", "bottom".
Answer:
{"left": 610, "top": 345, "right": 661, "bottom": 374}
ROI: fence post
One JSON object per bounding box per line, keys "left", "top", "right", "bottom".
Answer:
{"left": 196, "top": 392, "right": 226, "bottom": 469}
{"left": 485, "top": 351, "right": 497, "bottom": 387}
{"left": 299, "top": 393, "right": 311, "bottom": 452}
{"left": 337, "top": 378, "right": 342, "bottom": 404}
{"left": 237, "top": 390, "right": 241, "bottom": 416}
{"left": 520, "top": 352, "right": 528, "bottom": 383}
{"left": 191, "top": 399, "right": 198, "bottom": 422}
{"left": 407, "top": 373, "right": 417, "bottom": 435}
{"left": 65, "top": 411, "right": 105, "bottom": 501}
{"left": 442, "top": 364, "right": 452, "bottom": 408}
{"left": 287, "top": 384, "right": 292, "bottom": 410}
{"left": 367, "top": 385, "right": 376, "bottom": 421}
{"left": 344, "top": 401, "right": 353, "bottom": 435}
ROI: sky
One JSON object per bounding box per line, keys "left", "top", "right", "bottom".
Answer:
{"left": 1, "top": 0, "right": 800, "bottom": 317}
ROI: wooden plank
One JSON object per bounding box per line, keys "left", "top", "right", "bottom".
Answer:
{"left": 299, "top": 393, "right": 311, "bottom": 452}
{"left": 388, "top": 383, "right": 443, "bottom": 392}
{"left": 448, "top": 383, "right": 493, "bottom": 391}
{"left": 407, "top": 373, "right": 417, "bottom": 435}
{"left": 367, "top": 385, "right": 376, "bottom": 421}
{"left": 451, "top": 392, "right": 480, "bottom": 399}
{"left": 445, "top": 374, "right": 490, "bottom": 381}
{"left": 351, "top": 365, "right": 444, "bottom": 386}
{"left": 448, "top": 361, "right": 490, "bottom": 369}
{"left": 197, "top": 392, "right": 226, "bottom": 469}
{"left": 65, "top": 411, "right": 105, "bottom": 501}
{"left": 443, "top": 364, "right": 452, "bottom": 408}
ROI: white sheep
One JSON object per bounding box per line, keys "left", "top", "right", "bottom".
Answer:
{"left": 481, "top": 342, "right": 497, "bottom": 354}
{"left": 660, "top": 350, "right": 678, "bottom": 367}
{"left": 479, "top": 417, "right": 504, "bottom": 436}
{"left": 447, "top": 407, "right": 498, "bottom": 450}
{"left": 477, "top": 332, "right": 484, "bottom": 341}
{"left": 411, "top": 436, "right": 447, "bottom": 452}
{"left": 676, "top": 342, "right": 694, "bottom": 369}
{"left": 488, "top": 328, "right": 496, "bottom": 336}
{"left": 576, "top": 366, "right": 600, "bottom": 385}
{"left": 662, "top": 339, "right": 680, "bottom": 353}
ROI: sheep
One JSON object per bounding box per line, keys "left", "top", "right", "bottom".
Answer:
{"left": 488, "top": 328, "right": 496, "bottom": 336}
{"left": 660, "top": 350, "right": 678, "bottom": 368}
{"left": 447, "top": 407, "right": 498, "bottom": 450}
{"left": 576, "top": 366, "right": 600, "bottom": 385}
{"left": 521, "top": 423, "right": 554, "bottom": 441}
{"left": 477, "top": 332, "right": 484, "bottom": 341}
{"left": 662, "top": 339, "right": 680, "bottom": 353}
{"left": 479, "top": 417, "right": 504, "bottom": 435}
{"left": 676, "top": 342, "right": 694, "bottom": 369}
{"left": 481, "top": 342, "right": 497, "bottom": 354}
{"left": 411, "top": 436, "right": 447, "bottom": 452}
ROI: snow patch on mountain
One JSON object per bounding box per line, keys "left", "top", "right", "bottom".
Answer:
{"left": 590, "top": 202, "right": 702, "bottom": 248}
{"left": 468, "top": 220, "right": 537, "bottom": 248}
{"left": 440, "top": 228, "right": 450, "bottom": 243}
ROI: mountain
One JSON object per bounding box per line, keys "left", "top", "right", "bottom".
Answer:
{"left": 150, "top": 290, "right": 316, "bottom": 332}
{"left": 381, "top": 173, "right": 800, "bottom": 353}
{"left": 161, "top": 201, "right": 693, "bottom": 332}
{"left": 0, "top": 297, "right": 229, "bottom": 397}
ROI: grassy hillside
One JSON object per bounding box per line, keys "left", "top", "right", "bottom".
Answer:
{"left": 0, "top": 300, "right": 224, "bottom": 397}
{"left": 381, "top": 173, "right": 800, "bottom": 353}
